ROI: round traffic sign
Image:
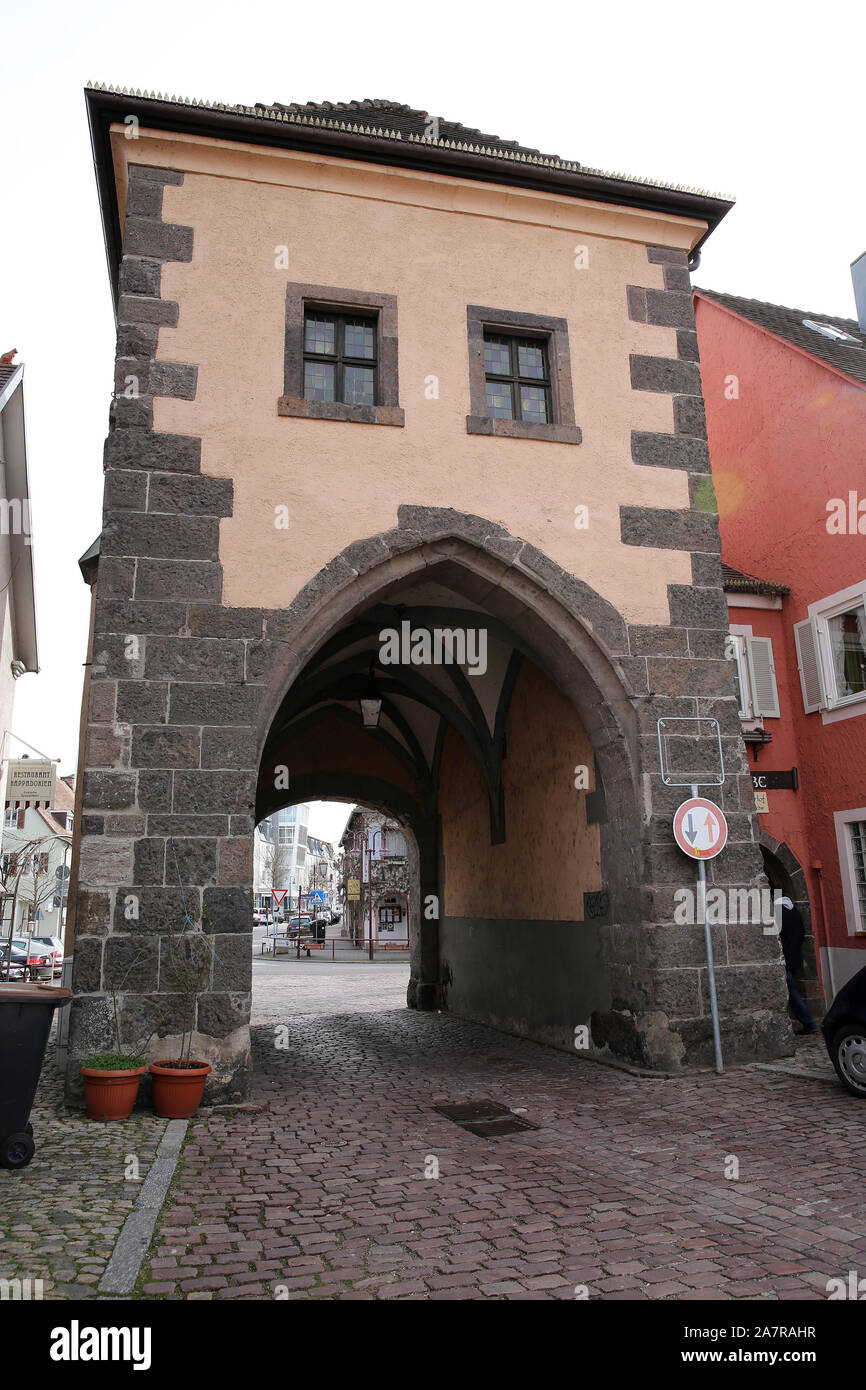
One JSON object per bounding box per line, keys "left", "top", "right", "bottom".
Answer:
{"left": 672, "top": 797, "right": 728, "bottom": 859}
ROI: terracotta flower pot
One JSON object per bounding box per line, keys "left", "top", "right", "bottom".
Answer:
{"left": 81, "top": 1065, "right": 146, "bottom": 1121}
{"left": 149, "top": 1061, "right": 212, "bottom": 1118}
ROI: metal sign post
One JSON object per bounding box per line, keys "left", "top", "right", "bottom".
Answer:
{"left": 690, "top": 781, "right": 723, "bottom": 1075}
{"left": 657, "top": 718, "right": 727, "bottom": 1075}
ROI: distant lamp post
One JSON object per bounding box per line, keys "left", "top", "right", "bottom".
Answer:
{"left": 359, "top": 664, "right": 382, "bottom": 729}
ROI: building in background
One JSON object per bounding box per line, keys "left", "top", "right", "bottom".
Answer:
{"left": 0, "top": 354, "right": 39, "bottom": 817}
{"left": 305, "top": 834, "right": 337, "bottom": 911}
{"left": 1, "top": 774, "right": 73, "bottom": 941}
{"left": 340, "top": 808, "right": 410, "bottom": 948}
{"left": 696, "top": 277, "right": 866, "bottom": 1009}
{"left": 253, "top": 803, "right": 311, "bottom": 911}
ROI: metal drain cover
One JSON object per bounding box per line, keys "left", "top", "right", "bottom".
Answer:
{"left": 434, "top": 1100, "right": 539, "bottom": 1138}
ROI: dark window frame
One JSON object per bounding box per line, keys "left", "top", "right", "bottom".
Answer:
{"left": 303, "top": 310, "right": 379, "bottom": 408}
{"left": 279, "top": 283, "right": 404, "bottom": 427}
{"left": 466, "top": 305, "right": 581, "bottom": 445}
{"left": 482, "top": 332, "right": 552, "bottom": 424}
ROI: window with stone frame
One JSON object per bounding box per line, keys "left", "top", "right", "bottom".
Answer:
{"left": 279, "top": 284, "right": 404, "bottom": 428}
{"left": 483, "top": 333, "right": 551, "bottom": 425}
{"left": 466, "top": 305, "right": 581, "bottom": 445}
{"left": 303, "top": 311, "right": 378, "bottom": 408}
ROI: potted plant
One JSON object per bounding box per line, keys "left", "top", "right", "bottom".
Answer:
{"left": 80, "top": 1052, "right": 147, "bottom": 1122}
{"left": 80, "top": 962, "right": 152, "bottom": 1121}
{"left": 150, "top": 928, "right": 213, "bottom": 1119}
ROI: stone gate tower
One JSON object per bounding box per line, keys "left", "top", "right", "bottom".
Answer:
{"left": 66, "top": 86, "right": 791, "bottom": 1101}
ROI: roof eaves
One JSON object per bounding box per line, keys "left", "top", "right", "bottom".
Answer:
{"left": 85, "top": 85, "right": 734, "bottom": 306}
{"left": 722, "top": 564, "right": 789, "bottom": 597}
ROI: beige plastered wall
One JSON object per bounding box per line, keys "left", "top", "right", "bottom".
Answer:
{"left": 112, "top": 126, "right": 704, "bottom": 627}
{"left": 439, "top": 660, "right": 601, "bottom": 920}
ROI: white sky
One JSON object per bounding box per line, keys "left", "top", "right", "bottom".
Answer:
{"left": 307, "top": 799, "right": 354, "bottom": 846}
{"left": 1, "top": 0, "right": 863, "bottom": 779}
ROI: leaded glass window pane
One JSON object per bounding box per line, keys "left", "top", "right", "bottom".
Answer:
{"left": 303, "top": 309, "right": 378, "bottom": 405}
{"left": 517, "top": 341, "right": 546, "bottom": 379}
{"left": 519, "top": 384, "right": 548, "bottom": 424}
{"left": 304, "top": 360, "right": 336, "bottom": 402}
{"left": 484, "top": 337, "right": 512, "bottom": 376}
{"left": 344, "top": 365, "right": 375, "bottom": 406}
{"left": 486, "top": 380, "right": 514, "bottom": 419}
{"left": 305, "top": 317, "right": 336, "bottom": 355}
{"left": 483, "top": 329, "right": 552, "bottom": 423}
{"left": 344, "top": 320, "right": 375, "bottom": 360}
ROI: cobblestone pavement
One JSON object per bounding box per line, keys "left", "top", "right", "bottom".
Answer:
{"left": 139, "top": 959, "right": 865, "bottom": 1301}
{"left": 0, "top": 1040, "right": 167, "bottom": 1299}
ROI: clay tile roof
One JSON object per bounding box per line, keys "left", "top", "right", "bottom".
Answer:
{"left": 37, "top": 806, "right": 69, "bottom": 837}
{"left": 85, "top": 83, "right": 732, "bottom": 198}
{"left": 722, "top": 563, "right": 789, "bottom": 597}
{"left": 697, "top": 287, "right": 866, "bottom": 388}
{"left": 52, "top": 777, "right": 75, "bottom": 813}
{"left": 256, "top": 97, "right": 558, "bottom": 161}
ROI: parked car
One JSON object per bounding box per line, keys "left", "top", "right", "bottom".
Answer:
{"left": 821, "top": 965, "right": 866, "bottom": 1098}
{"left": 0, "top": 938, "right": 53, "bottom": 982}
{"left": 0, "top": 941, "right": 27, "bottom": 980}
{"left": 30, "top": 935, "right": 63, "bottom": 975}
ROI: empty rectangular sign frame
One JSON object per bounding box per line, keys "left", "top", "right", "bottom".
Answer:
{"left": 657, "top": 717, "right": 725, "bottom": 788}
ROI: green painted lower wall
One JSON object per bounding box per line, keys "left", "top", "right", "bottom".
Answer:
{"left": 439, "top": 916, "right": 612, "bottom": 1053}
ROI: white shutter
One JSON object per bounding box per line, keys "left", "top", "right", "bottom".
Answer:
{"left": 794, "top": 618, "right": 826, "bottom": 713}
{"left": 746, "top": 636, "right": 780, "bottom": 717}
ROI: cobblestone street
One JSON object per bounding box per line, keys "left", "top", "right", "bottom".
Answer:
{"left": 1, "top": 960, "right": 860, "bottom": 1303}
{"left": 0, "top": 1049, "right": 167, "bottom": 1299}
{"left": 137, "top": 959, "right": 866, "bottom": 1301}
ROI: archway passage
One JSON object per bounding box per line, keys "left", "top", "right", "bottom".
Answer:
{"left": 69, "top": 510, "right": 792, "bottom": 1109}
{"left": 759, "top": 839, "right": 823, "bottom": 1020}
{"left": 256, "top": 549, "right": 639, "bottom": 1055}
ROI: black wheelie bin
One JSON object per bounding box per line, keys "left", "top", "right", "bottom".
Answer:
{"left": 0, "top": 981, "right": 73, "bottom": 1169}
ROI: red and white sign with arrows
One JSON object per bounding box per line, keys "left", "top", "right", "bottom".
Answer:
{"left": 672, "top": 797, "right": 728, "bottom": 859}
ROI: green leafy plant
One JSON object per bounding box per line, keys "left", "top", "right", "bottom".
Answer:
{"left": 81, "top": 1051, "right": 146, "bottom": 1070}
{"left": 158, "top": 838, "right": 219, "bottom": 1066}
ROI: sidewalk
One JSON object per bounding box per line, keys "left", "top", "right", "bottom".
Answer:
{"left": 0, "top": 1042, "right": 168, "bottom": 1299}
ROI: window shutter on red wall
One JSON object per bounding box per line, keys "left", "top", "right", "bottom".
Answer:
{"left": 746, "top": 636, "right": 780, "bottom": 717}
{"left": 794, "top": 618, "right": 826, "bottom": 713}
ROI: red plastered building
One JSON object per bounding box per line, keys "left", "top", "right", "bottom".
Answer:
{"left": 695, "top": 285, "right": 866, "bottom": 1011}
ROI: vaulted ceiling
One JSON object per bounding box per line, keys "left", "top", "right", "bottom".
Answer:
{"left": 257, "top": 577, "right": 534, "bottom": 835}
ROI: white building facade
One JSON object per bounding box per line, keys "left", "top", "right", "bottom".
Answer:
{"left": 253, "top": 803, "right": 311, "bottom": 911}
